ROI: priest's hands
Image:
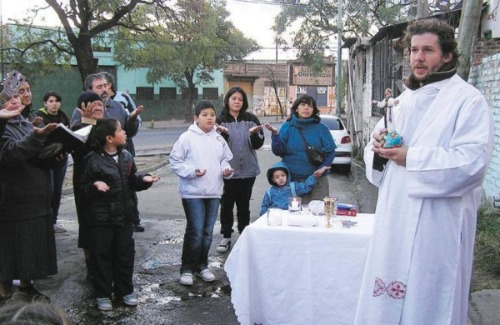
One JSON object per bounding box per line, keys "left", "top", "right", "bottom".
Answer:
{"left": 377, "top": 146, "right": 407, "bottom": 167}
{"left": 372, "top": 128, "right": 407, "bottom": 167}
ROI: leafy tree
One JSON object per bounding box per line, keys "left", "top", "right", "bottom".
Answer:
{"left": 3, "top": 0, "right": 173, "bottom": 86}
{"left": 272, "top": 0, "right": 461, "bottom": 67}
{"left": 113, "top": 0, "right": 258, "bottom": 121}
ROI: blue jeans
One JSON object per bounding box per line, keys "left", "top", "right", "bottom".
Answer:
{"left": 180, "top": 198, "right": 219, "bottom": 274}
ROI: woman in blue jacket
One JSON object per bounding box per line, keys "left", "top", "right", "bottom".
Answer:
{"left": 267, "top": 94, "right": 336, "bottom": 203}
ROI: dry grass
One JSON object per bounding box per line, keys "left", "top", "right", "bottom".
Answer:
{"left": 471, "top": 206, "right": 500, "bottom": 292}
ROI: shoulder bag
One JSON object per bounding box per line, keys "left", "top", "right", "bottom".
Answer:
{"left": 296, "top": 127, "right": 326, "bottom": 166}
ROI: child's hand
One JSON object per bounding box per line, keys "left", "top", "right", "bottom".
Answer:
{"left": 313, "top": 166, "right": 331, "bottom": 178}
{"left": 93, "top": 181, "right": 109, "bottom": 192}
{"left": 144, "top": 175, "right": 160, "bottom": 183}
{"left": 195, "top": 169, "right": 207, "bottom": 177}
{"left": 222, "top": 168, "right": 234, "bottom": 177}
{"left": 263, "top": 123, "right": 278, "bottom": 135}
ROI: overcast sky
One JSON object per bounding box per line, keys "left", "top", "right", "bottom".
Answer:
{"left": 1, "top": 0, "right": 297, "bottom": 60}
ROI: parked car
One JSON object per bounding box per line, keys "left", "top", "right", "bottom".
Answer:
{"left": 320, "top": 114, "right": 352, "bottom": 174}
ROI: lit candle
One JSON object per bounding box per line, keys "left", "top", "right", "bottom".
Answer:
{"left": 290, "top": 197, "right": 301, "bottom": 211}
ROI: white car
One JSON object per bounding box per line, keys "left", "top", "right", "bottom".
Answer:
{"left": 320, "top": 114, "right": 353, "bottom": 174}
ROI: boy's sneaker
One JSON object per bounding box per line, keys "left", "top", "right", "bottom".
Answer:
{"left": 216, "top": 238, "right": 231, "bottom": 253}
{"left": 122, "top": 293, "right": 139, "bottom": 306}
{"left": 96, "top": 297, "right": 113, "bottom": 311}
{"left": 179, "top": 273, "right": 193, "bottom": 286}
{"left": 196, "top": 269, "right": 216, "bottom": 282}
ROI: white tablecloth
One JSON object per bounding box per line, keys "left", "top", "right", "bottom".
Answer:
{"left": 225, "top": 213, "right": 374, "bottom": 325}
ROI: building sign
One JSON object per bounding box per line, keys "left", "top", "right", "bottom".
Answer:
{"left": 292, "top": 65, "right": 334, "bottom": 86}
{"left": 225, "top": 63, "right": 288, "bottom": 79}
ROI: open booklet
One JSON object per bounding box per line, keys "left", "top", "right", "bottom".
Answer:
{"left": 39, "top": 124, "right": 93, "bottom": 159}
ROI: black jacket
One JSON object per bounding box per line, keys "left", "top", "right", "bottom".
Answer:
{"left": 0, "top": 116, "right": 52, "bottom": 221}
{"left": 80, "top": 148, "right": 151, "bottom": 225}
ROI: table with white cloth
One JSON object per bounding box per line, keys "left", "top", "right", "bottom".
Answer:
{"left": 224, "top": 212, "right": 375, "bottom": 325}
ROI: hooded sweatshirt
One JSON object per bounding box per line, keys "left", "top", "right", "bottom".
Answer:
{"left": 259, "top": 161, "right": 317, "bottom": 216}
{"left": 169, "top": 123, "right": 233, "bottom": 198}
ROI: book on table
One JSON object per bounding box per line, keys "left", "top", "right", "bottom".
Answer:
{"left": 336, "top": 209, "right": 357, "bottom": 216}
{"left": 336, "top": 203, "right": 357, "bottom": 216}
{"left": 39, "top": 124, "right": 92, "bottom": 159}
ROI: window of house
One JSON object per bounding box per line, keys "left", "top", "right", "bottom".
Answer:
{"left": 136, "top": 87, "right": 154, "bottom": 100}
{"left": 203, "top": 88, "right": 219, "bottom": 100}
{"left": 160, "top": 87, "right": 177, "bottom": 100}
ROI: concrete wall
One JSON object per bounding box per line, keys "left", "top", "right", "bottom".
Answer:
{"left": 469, "top": 53, "right": 500, "bottom": 202}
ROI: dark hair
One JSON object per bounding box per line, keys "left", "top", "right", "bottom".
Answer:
{"left": 0, "top": 301, "right": 70, "bottom": 325}
{"left": 100, "top": 72, "right": 116, "bottom": 92}
{"left": 287, "top": 94, "right": 321, "bottom": 123}
{"left": 222, "top": 87, "right": 249, "bottom": 115}
{"left": 403, "top": 18, "right": 459, "bottom": 70}
{"left": 76, "top": 91, "right": 101, "bottom": 109}
{"left": 90, "top": 118, "right": 119, "bottom": 148}
{"left": 84, "top": 73, "right": 106, "bottom": 91}
{"left": 194, "top": 100, "right": 215, "bottom": 116}
{"left": 43, "top": 91, "right": 62, "bottom": 103}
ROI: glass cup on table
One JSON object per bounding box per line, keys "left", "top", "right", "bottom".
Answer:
{"left": 267, "top": 208, "right": 283, "bottom": 226}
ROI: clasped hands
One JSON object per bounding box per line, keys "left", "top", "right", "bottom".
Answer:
{"left": 372, "top": 128, "right": 407, "bottom": 166}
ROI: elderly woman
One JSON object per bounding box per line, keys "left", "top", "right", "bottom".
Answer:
{"left": 0, "top": 79, "right": 59, "bottom": 304}
{"left": 266, "top": 94, "right": 336, "bottom": 203}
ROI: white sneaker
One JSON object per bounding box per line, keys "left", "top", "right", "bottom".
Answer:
{"left": 179, "top": 273, "right": 193, "bottom": 286}
{"left": 196, "top": 269, "right": 216, "bottom": 282}
{"left": 216, "top": 238, "right": 231, "bottom": 253}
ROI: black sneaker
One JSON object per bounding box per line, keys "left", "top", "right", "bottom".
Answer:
{"left": 18, "top": 285, "right": 50, "bottom": 303}
{"left": 133, "top": 224, "right": 145, "bottom": 232}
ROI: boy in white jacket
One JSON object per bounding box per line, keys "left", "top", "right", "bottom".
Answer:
{"left": 169, "top": 100, "right": 233, "bottom": 286}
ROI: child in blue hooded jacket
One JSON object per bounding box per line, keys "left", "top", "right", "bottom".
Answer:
{"left": 259, "top": 162, "right": 318, "bottom": 216}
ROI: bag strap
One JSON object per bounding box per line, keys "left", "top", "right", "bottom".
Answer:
{"left": 295, "top": 126, "right": 311, "bottom": 148}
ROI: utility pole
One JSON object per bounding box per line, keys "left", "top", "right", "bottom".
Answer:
{"left": 335, "top": 0, "right": 343, "bottom": 115}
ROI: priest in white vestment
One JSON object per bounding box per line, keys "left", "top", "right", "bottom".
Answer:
{"left": 355, "top": 18, "right": 493, "bottom": 325}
